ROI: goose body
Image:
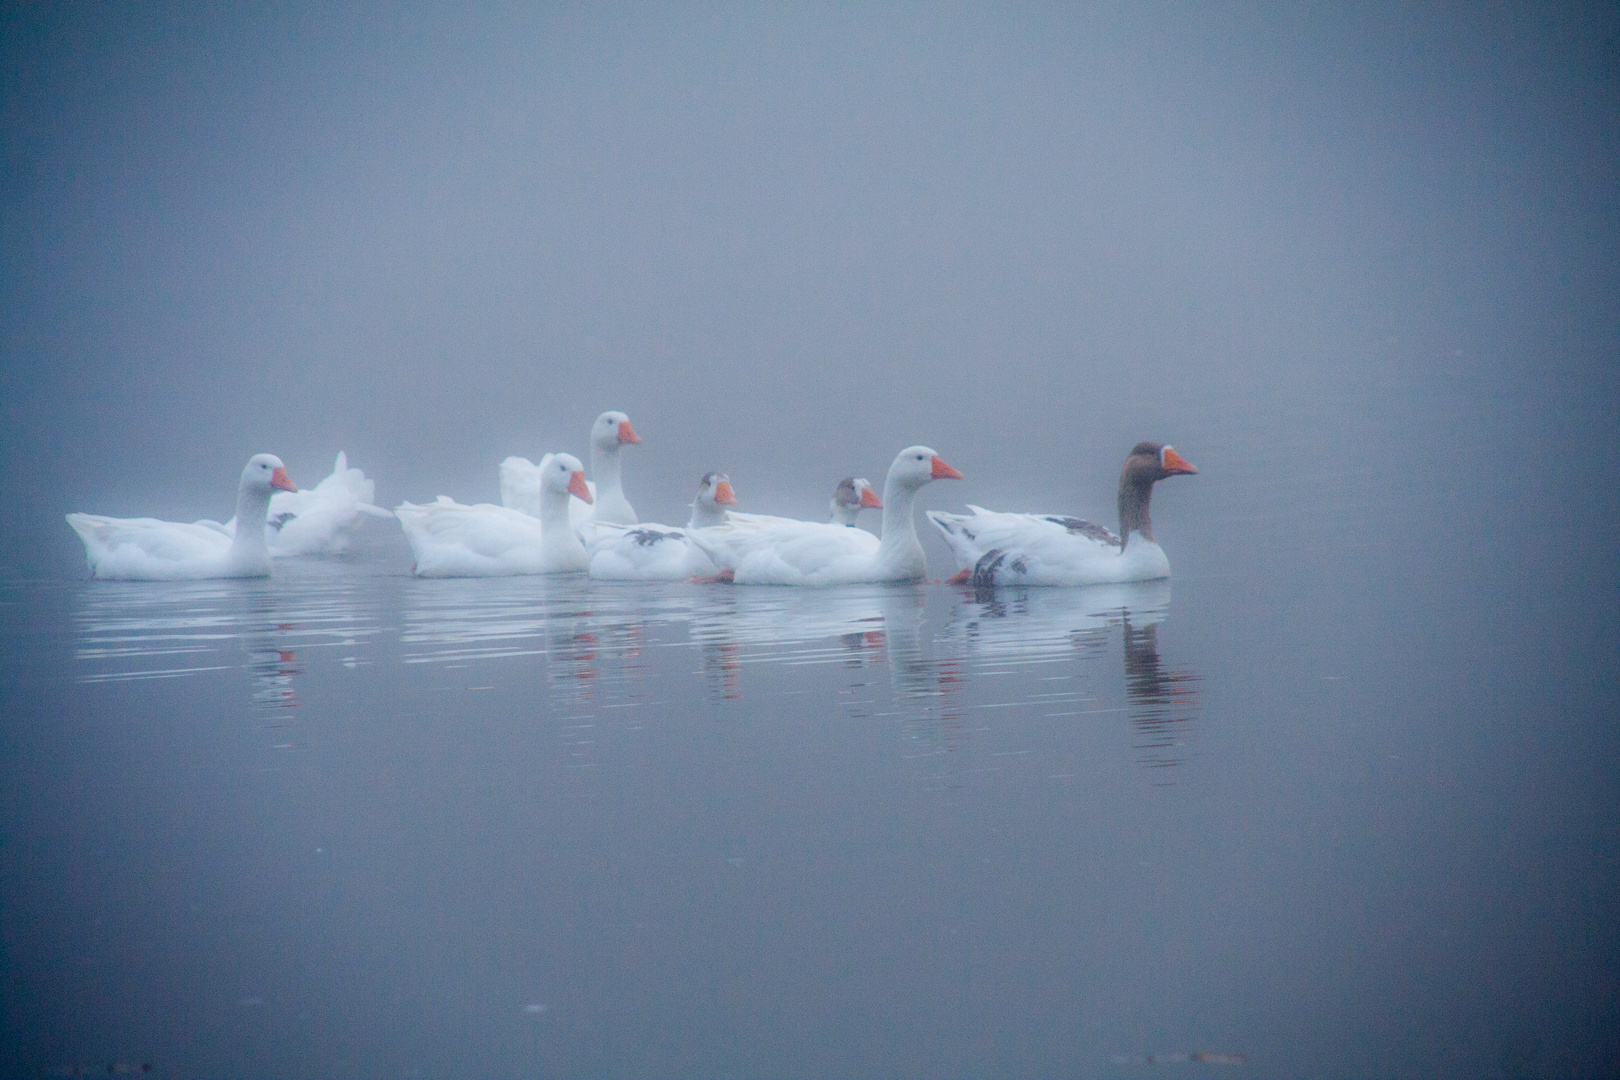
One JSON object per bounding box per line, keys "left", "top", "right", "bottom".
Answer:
{"left": 689, "top": 447, "right": 961, "bottom": 585}
{"left": 67, "top": 454, "right": 299, "bottom": 580}
{"left": 587, "top": 472, "right": 735, "bottom": 581}
{"left": 397, "top": 453, "right": 593, "bottom": 577}
{"left": 928, "top": 442, "right": 1197, "bottom": 587}
{"left": 221, "top": 451, "right": 391, "bottom": 556}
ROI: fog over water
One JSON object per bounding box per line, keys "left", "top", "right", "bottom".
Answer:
{"left": 2, "top": 3, "right": 1614, "bottom": 562}
{"left": 3, "top": 4, "right": 1619, "bottom": 1078}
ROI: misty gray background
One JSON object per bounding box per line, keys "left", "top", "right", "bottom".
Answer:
{"left": 5, "top": 7, "right": 1620, "bottom": 1077}
{"left": 4, "top": 3, "right": 1617, "bottom": 578}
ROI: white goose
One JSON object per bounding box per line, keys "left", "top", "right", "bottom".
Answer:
{"left": 587, "top": 472, "right": 737, "bottom": 581}
{"left": 500, "top": 410, "right": 642, "bottom": 532}
{"left": 396, "top": 453, "right": 594, "bottom": 577}
{"left": 688, "top": 446, "right": 963, "bottom": 585}
{"left": 67, "top": 454, "right": 299, "bottom": 580}
{"left": 928, "top": 442, "right": 1198, "bottom": 586}
{"left": 220, "top": 451, "right": 391, "bottom": 556}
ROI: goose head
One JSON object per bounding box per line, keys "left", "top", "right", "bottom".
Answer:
{"left": 698, "top": 472, "right": 737, "bottom": 508}
{"left": 243, "top": 454, "right": 298, "bottom": 494}
{"left": 592, "top": 410, "right": 641, "bottom": 451}
{"left": 1118, "top": 442, "right": 1196, "bottom": 547}
{"left": 543, "top": 452, "right": 593, "bottom": 503}
{"left": 886, "top": 446, "right": 963, "bottom": 492}
{"left": 690, "top": 471, "right": 737, "bottom": 527}
{"left": 831, "top": 477, "right": 882, "bottom": 525}
{"left": 1124, "top": 442, "right": 1198, "bottom": 485}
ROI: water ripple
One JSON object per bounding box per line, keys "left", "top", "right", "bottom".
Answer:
{"left": 72, "top": 569, "right": 1201, "bottom": 775}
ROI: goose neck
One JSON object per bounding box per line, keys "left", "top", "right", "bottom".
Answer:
{"left": 229, "top": 483, "right": 274, "bottom": 558}
{"left": 591, "top": 443, "right": 623, "bottom": 502}
{"left": 875, "top": 477, "right": 924, "bottom": 575}
{"left": 1117, "top": 474, "right": 1155, "bottom": 549}
{"left": 539, "top": 485, "right": 574, "bottom": 531}
{"left": 540, "top": 485, "right": 586, "bottom": 563}
{"left": 688, "top": 502, "right": 727, "bottom": 529}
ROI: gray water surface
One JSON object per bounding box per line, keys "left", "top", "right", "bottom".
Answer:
{"left": 3, "top": 536, "right": 1615, "bottom": 1079}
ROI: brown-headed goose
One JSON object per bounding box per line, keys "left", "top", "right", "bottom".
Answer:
{"left": 830, "top": 477, "right": 883, "bottom": 526}
{"left": 928, "top": 442, "right": 1197, "bottom": 586}
{"left": 725, "top": 476, "right": 883, "bottom": 531}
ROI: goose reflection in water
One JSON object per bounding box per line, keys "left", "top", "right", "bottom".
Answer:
{"left": 878, "top": 586, "right": 976, "bottom": 774}
{"left": 1123, "top": 614, "right": 1202, "bottom": 777}
{"left": 239, "top": 606, "right": 303, "bottom": 714}
{"left": 687, "top": 587, "right": 744, "bottom": 701}
{"left": 74, "top": 580, "right": 243, "bottom": 680}
{"left": 945, "top": 579, "right": 1202, "bottom": 777}
{"left": 73, "top": 569, "right": 374, "bottom": 708}
{"left": 684, "top": 584, "right": 902, "bottom": 703}
{"left": 544, "top": 599, "right": 660, "bottom": 709}
{"left": 71, "top": 569, "right": 379, "bottom": 767}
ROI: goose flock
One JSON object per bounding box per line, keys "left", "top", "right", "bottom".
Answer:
{"left": 66, "top": 411, "right": 1197, "bottom": 585}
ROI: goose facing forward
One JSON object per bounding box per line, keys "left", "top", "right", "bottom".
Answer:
{"left": 396, "top": 453, "right": 593, "bottom": 577}
{"left": 688, "top": 446, "right": 962, "bottom": 585}
{"left": 588, "top": 472, "right": 737, "bottom": 581}
{"left": 67, "top": 454, "right": 299, "bottom": 580}
{"left": 830, "top": 477, "right": 883, "bottom": 526}
{"left": 928, "top": 442, "right": 1197, "bottom": 587}
{"left": 585, "top": 409, "right": 642, "bottom": 525}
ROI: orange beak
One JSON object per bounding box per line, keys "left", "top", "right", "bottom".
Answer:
{"left": 859, "top": 486, "right": 883, "bottom": 508}
{"left": 567, "top": 471, "right": 594, "bottom": 503}
{"left": 271, "top": 466, "right": 298, "bottom": 492}
{"left": 930, "top": 456, "right": 964, "bottom": 480}
{"left": 1161, "top": 447, "right": 1198, "bottom": 475}
{"left": 617, "top": 420, "right": 641, "bottom": 444}
{"left": 714, "top": 480, "right": 738, "bottom": 506}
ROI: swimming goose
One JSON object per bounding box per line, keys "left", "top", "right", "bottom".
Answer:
{"left": 220, "top": 451, "right": 391, "bottom": 556}
{"left": 67, "top": 454, "right": 299, "bottom": 580}
{"left": 688, "top": 447, "right": 962, "bottom": 585}
{"left": 928, "top": 442, "right": 1197, "bottom": 586}
{"left": 588, "top": 472, "right": 737, "bottom": 581}
{"left": 396, "top": 453, "right": 593, "bottom": 576}
{"left": 500, "top": 410, "right": 641, "bottom": 530}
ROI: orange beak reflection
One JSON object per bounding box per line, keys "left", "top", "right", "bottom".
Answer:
{"left": 930, "top": 456, "right": 964, "bottom": 480}
{"left": 1161, "top": 447, "right": 1198, "bottom": 475}
{"left": 617, "top": 420, "right": 641, "bottom": 444}
{"left": 714, "top": 481, "right": 738, "bottom": 506}
{"left": 271, "top": 466, "right": 298, "bottom": 492}
{"left": 859, "top": 486, "right": 883, "bottom": 508}
{"left": 567, "top": 471, "right": 594, "bottom": 503}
